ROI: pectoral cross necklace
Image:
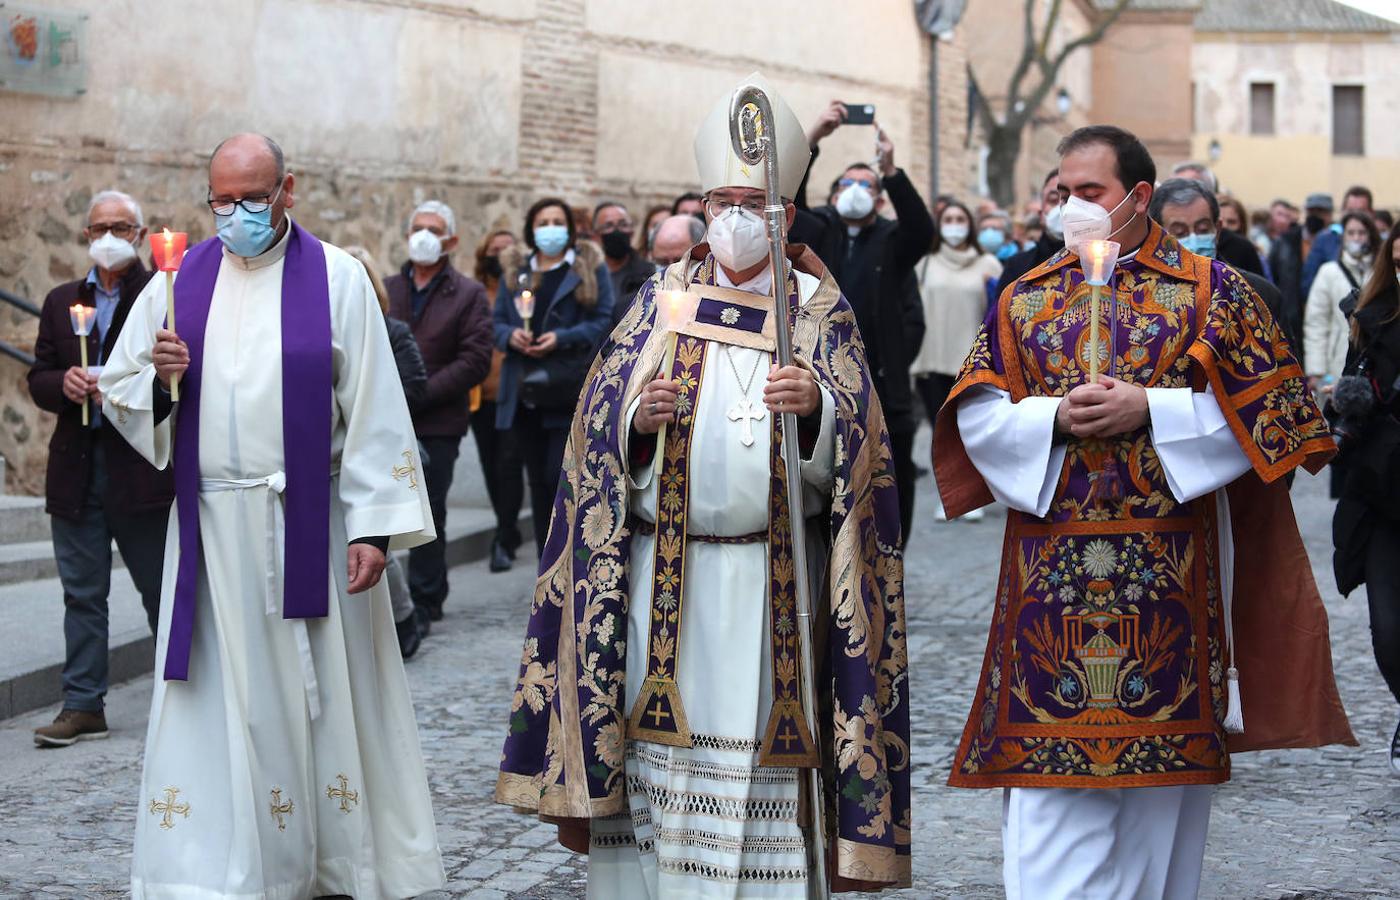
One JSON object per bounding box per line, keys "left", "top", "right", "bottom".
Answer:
{"left": 724, "top": 345, "right": 766, "bottom": 448}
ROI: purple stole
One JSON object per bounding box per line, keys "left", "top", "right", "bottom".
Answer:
{"left": 164, "top": 222, "right": 333, "bottom": 681}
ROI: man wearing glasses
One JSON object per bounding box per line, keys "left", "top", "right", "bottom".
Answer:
{"left": 793, "top": 100, "right": 934, "bottom": 548}
{"left": 28, "top": 190, "right": 174, "bottom": 749}
{"left": 101, "top": 133, "right": 444, "bottom": 897}
{"left": 498, "top": 74, "right": 912, "bottom": 897}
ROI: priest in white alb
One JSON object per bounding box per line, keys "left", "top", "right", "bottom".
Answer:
{"left": 496, "top": 75, "right": 912, "bottom": 897}
{"left": 100, "top": 133, "right": 444, "bottom": 898}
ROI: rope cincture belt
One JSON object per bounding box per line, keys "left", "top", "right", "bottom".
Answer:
{"left": 200, "top": 473, "right": 322, "bottom": 721}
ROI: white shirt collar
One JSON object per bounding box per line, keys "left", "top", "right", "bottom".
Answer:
{"left": 530, "top": 248, "right": 575, "bottom": 272}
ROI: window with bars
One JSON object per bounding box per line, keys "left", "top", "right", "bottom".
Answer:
{"left": 1249, "top": 82, "right": 1275, "bottom": 135}
{"left": 1333, "top": 85, "right": 1364, "bottom": 156}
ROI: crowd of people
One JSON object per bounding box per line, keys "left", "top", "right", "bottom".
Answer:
{"left": 15, "top": 79, "right": 1399, "bottom": 898}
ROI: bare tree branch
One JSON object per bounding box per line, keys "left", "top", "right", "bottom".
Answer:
{"left": 1004, "top": 0, "right": 1039, "bottom": 123}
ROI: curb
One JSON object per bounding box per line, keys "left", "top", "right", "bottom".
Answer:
{"left": 0, "top": 515, "right": 532, "bottom": 722}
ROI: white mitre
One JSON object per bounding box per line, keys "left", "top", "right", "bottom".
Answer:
{"left": 693, "top": 72, "right": 809, "bottom": 200}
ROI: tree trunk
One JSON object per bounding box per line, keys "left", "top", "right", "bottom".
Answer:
{"left": 986, "top": 124, "right": 1024, "bottom": 210}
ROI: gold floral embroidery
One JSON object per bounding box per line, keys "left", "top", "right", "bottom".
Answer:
{"left": 149, "top": 786, "right": 190, "bottom": 829}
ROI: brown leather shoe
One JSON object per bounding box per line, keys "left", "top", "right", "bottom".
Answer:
{"left": 33, "top": 708, "right": 109, "bottom": 747}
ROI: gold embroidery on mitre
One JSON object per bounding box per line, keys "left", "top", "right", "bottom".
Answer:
{"left": 326, "top": 773, "right": 359, "bottom": 813}
{"left": 391, "top": 450, "right": 419, "bottom": 490}
{"left": 269, "top": 787, "right": 294, "bottom": 831}
{"left": 149, "top": 786, "right": 190, "bottom": 829}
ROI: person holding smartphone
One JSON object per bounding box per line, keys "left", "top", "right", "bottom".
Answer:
{"left": 790, "top": 98, "right": 935, "bottom": 546}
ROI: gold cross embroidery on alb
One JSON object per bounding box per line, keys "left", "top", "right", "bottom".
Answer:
{"left": 326, "top": 773, "right": 359, "bottom": 813}
{"left": 391, "top": 450, "right": 419, "bottom": 490}
{"left": 269, "top": 787, "right": 294, "bottom": 831}
{"left": 149, "top": 787, "right": 190, "bottom": 830}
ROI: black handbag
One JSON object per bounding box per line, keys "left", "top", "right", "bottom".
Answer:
{"left": 520, "top": 345, "right": 593, "bottom": 411}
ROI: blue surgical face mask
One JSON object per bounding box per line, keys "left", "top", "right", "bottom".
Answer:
{"left": 533, "top": 224, "right": 570, "bottom": 257}
{"left": 1178, "top": 232, "right": 1217, "bottom": 259}
{"left": 216, "top": 205, "right": 279, "bottom": 258}
{"left": 995, "top": 242, "right": 1018, "bottom": 261}
{"left": 977, "top": 227, "right": 1006, "bottom": 254}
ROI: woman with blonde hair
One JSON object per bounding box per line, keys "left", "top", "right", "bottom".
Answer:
{"left": 344, "top": 245, "right": 428, "bottom": 657}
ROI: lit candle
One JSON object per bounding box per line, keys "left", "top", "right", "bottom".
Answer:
{"left": 514, "top": 289, "right": 536, "bottom": 335}
{"left": 149, "top": 227, "right": 188, "bottom": 400}
{"left": 69, "top": 304, "right": 94, "bottom": 426}
{"left": 1079, "top": 239, "right": 1120, "bottom": 383}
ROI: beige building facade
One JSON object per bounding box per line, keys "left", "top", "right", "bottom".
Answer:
{"left": 1192, "top": 21, "right": 1400, "bottom": 210}
{"left": 961, "top": 0, "right": 1399, "bottom": 213}
{"left": 0, "top": 0, "right": 976, "bottom": 493}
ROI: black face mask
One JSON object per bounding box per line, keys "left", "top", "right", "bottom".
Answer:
{"left": 602, "top": 230, "right": 633, "bottom": 260}
{"left": 482, "top": 255, "right": 503, "bottom": 279}
{"left": 1305, "top": 215, "right": 1326, "bottom": 234}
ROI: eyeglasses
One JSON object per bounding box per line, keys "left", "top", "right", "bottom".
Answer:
{"left": 595, "top": 220, "right": 634, "bottom": 235}
{"left": 837, "top": 177, "right": 877, "bottom": 192}
{"left": 88, "top": 222, "right": 139, "bottom": 239}
{"left": 207, "top": 184, "right": 283, "bottom": 217}
{"left": 705, "top": 197, "right": 766, "bottom": 218}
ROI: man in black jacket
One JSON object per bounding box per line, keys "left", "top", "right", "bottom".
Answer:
{"left": 791, "top": 100, "right": 933, "bottom": 545}
{"left": 1170, "top": 161, "right": 1263, "bottom": 276}
{"left": 996, "top": 169, "right": 1065, "bottom": 299}
{"left": 1149, "top": 178, "right": 1298, "bottom": 351}
{"left": 27, "top": 190, "right": 174, "bottom": 748}
{"left": 595, "top": 201, "right": 657, "bottom": 327}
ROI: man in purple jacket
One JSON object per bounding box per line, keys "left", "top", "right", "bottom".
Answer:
{"left": 26, "top": 190, "right": 174, "bottom": 747}
{"left": 384, "top": 200, "right": 493, "bottom": 628}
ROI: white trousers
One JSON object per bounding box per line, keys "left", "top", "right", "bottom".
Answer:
{"left": 1002, "top": 785, "right": 1214, "bottom": 900}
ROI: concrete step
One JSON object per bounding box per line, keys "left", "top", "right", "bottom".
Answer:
{"left": 0, "top": 495, "right": 50, "bottom": 545}
{"left": 0, "top": 505, "right": 532, "bottom": 721}
{"left": 0, "top": 540, "right": 127, "bottom": 587}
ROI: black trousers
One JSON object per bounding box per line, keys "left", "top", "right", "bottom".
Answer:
{"left": 888, "top": 427, "right": 917, "bottom": 548}
{"left": 511, "top": 406, "right": 569, "bottom": 559}
{"left": 1365, "top": 517, "right": 1400, "bottom": 706}
{"left": 915, "top": 373, "right": 958, "bottom": 430}
{"left": 472, "top": 401, "right": 524, "bottom": 553}
{"left": 409, "top": 434, "right": 461, "bottom": 612}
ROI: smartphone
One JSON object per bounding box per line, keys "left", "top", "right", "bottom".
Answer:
{"left": 843, "top": 103, "right": 876, "bottom": 125}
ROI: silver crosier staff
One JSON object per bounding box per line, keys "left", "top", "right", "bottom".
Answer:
{"left": 727, "top": 83, "right": 831, "bottom": 900}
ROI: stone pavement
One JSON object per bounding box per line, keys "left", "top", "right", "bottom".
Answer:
{"left": 0, "top": 458, "right": 1396, "bottom": 898}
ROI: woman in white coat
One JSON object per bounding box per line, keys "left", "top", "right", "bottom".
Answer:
{"left": 1306, "top": 211, "right": 1379, "bottom": 384}
{"left": 912, "top": 198, "right": 1002, "bottom": 519}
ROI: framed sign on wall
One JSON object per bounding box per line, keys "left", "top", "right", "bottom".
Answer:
{"left": 1, "top": 3, "right": 87, "bottom": 97}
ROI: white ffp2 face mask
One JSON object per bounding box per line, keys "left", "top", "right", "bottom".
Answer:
{"left": 88, "top": 232, "right": 138, "bottom": 271}
{"left": 1060, "top": 191, "right": 1137, "bottom": 250}
{"left": 408, "top": 229, "right": 444, "bottom": 265}
{"left": 1043, "top": 203, "right": 1064, "bottom": 240}
{"left": 835, "top": 185, "right": 875, "bottom": 221}
{"left": 707, "top": 207, "right": 769, "bottom": 272}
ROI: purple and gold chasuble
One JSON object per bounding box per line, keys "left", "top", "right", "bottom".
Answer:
{"left": 496, "top": 247, "right": 912, "bottom": 888}
{"left": 936, "top": 225, "right": 1345, "bottom": 789}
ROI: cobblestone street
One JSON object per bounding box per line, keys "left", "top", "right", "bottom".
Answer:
{"left": 0, "top": 460, "right": 1396, "bottom": 898}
